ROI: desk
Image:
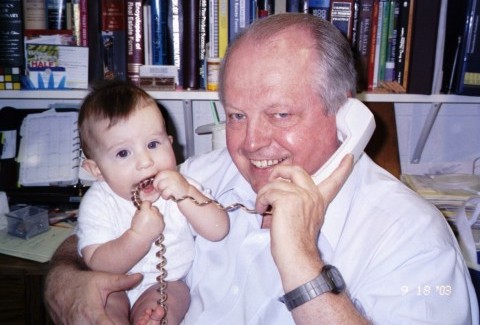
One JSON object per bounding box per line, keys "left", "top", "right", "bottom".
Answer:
{"left": 0, "top": 254, "right": 53, "bottom": 324}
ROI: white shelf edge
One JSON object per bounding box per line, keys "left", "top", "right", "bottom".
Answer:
{"left": 1, "top": 90, "right": 480, "bottom": 104}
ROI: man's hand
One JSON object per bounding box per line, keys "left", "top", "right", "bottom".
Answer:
{"left": 255, "top": 154, "right": 354, "bottom": 287}
{"left": 44, "top": 236, "right": 143, "bottom": 324}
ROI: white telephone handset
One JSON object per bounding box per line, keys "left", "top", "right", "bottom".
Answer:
{"left": 312, "top": 98, "right": 376, "bottom": 183}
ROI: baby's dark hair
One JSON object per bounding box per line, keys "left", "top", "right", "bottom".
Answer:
{"left": 79, "top": 80, "right": 157, "bottom": 158}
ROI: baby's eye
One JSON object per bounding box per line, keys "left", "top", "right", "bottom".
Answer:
{"left": 116, "top": 149, "right": 129, "bottom": 158}
{"left": 148, "top": 141, "right": 160, "bottom": 149}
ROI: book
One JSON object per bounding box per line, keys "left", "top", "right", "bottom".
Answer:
{"left": 87, "top": 0, "right": 103, "bottom": 83}
{"left": 376, "top": 0, "right": 390, "bottom": 82}
{"left": 329, "top": 0, "right": 355, "bottom": 41}
{"left": 229, "top": 0, "right": 251, "bottom": 42}
{"left": 366, "top": 0, "right": 379, "bottom": 91}
{"left": 0, "top": 0, "right": 24, "bottom": 68}
{"left": 287, "top": 0, "right": 300, "bottom": 12}
{"left": 208, "top": 0, "right": 219, "bottom": 58}
{"left": 400, "top": 0, "right": 414, "bottom": 90}
{"left": 454, "top": 0, "right": 480, "bottom": 96}
{"left": 71, "top": 0, "right": 88, "bottom": 47}
{"left": 405, "top": 0, "right": 441, "bottom": 94}
{"left": 199, "top": 0, "right": 208, "bottom": 88}
{"left": 393, "top": 0, "right": 410, "bottom": 86}
{"left": 440, "top": 0, "right": 468, "bottom": 93}
{"left": 308, "top": 0, "right": 331, "bottom": 20}
{"left": 169, "top": 0, "right": 183, "bottom": 85}
{"left": 355, "top": 0, "right": 375, "bottom": 90}
{"left": 101, "top": 0, "right": 127, "bottom": 81}
{"left": 16, "top": 109, "right": 94, "bottom": 187}
{"left": 384, "top": 0, "right": 398, "bottom": 82}
{"left": 372, "top": 0, "right": 384, "bottom": 89}
{"left": 150, "top": 0, "right": 170, "bottom": 65}
{"left": 182, "top": 0, "right": 200, "bottom": 89}
{"left": 46, "top": 0, "right": 68, "bottom": 30}
{"left": 126, "top": 0, "right": 144, "bottom": 86}
{"left": 22, "top": 0, "right": 47, "bottom": 30}
{"left": 219, "top": 0, "right": 229, "bottom": 58}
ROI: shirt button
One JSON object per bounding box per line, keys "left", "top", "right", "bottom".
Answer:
{"left": 231, "top": 285, "right": 239, "bottom": 295}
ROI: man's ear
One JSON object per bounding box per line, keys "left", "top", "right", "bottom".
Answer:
{"left": 82, "top": 159, "right": 104, "bottom": 180}
{"left": 168, "top": 135, "right": 173, "bottom": 144}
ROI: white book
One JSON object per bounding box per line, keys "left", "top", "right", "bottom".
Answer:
{"left": 17, "top": 109, "right": 94, "bottom": 187}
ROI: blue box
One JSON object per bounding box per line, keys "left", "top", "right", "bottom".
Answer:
{"left": 6, "top": 206, "right": 50, "bottom": 239}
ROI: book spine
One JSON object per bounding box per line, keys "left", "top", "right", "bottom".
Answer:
{"left": 151, "top": 0, "right": 169, "bottom": 65}
{"left": 372, "top": 0, "right": 384, "bottom": 89}
{"left": 377, "top": 0, "right": 390, "bottom": 82}
{"left": 170, "top": 0, "right": 183, "bottom": 86}
{"left": 308, "top": 0, "right": 331, "bottom": 20}
{"left": 208, "top": 0, "right": 219, "bottom": 58}
{"left": 126, "top": 0, "right": 144, "bottom": 86}
{"left": 72, "top": 0, "right": 81, "bottom": 45}
{"left": 87, "top": 0, "right": 102, "bottom": 83}
{"left": 0, "top": 0, "right": 24, "bottom": 68}
{"left": 406, "top": 0, "right": 441, "bottom": 94}
{"left": 355, "top": 0, "right": 374, "bottom": 90}
{"left": 441, "top": 0, "right": 468, "bottom": 93}
{"left": 455, "top": 0, "right": 480, "bottom": 95}
{"left": 79, "top": 0, "right": 88, "bottom": 46}
{"left": 401, "top": 0, "right": 414, "bottom": 89}
{"left": 46, "top": 0, "right": 67, "bottom": 30}
{"left": 366, "top": 0, "right": 379, "bottom": 91}
{"left": 384, "top": 0, "right": 399, "bottom": 82}
{"left": 199, "top": 0, "right": 208, "bottom": 88}
{"left": 219, "top": 0, "right": 228, "bottom": 58}
{"left": 101, "top": 0, "right": 127, "bottom": 81}
{"left": 229, "top": 0, "right": 241, "bottom": 42}
{"left": 286, "top": 0, "right": 300, "bottom": 12}
{"left": 22, "top": 0, "right": 46, "bottom": 30}
{"left": 181, "top": 0, "right": 199, "bottom": 89}
{"left": 393, "top": 0, "right": 408, "bottom": 86}
{"left": 329, "top": 0, "right": 355, "bottom": 42}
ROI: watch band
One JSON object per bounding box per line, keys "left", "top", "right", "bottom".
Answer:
{"left": 279, "top": 265, "right": 345, "bottom": 311}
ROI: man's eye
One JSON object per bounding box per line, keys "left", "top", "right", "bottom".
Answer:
{"left": 274, "top": 113, "right": 290, "bottom": 119}
{"left": 116, "top": 150, "right": 129, "bottom": 158}
{"left": 229, "top": 113, "right": 245, "bottom": 121}
{"left": 148, "top": 141, "right": 160, "bottom": 149}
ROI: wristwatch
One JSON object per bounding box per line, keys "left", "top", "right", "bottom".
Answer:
{"left": 280, "top": 265, "right": 346, "bottom": 311}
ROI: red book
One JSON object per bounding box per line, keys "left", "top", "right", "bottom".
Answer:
{"left": 126, "top": 0, "right": 144, "bottom": 86}
{"left": 367, "top": 0, "right": 379, "bottom": 91}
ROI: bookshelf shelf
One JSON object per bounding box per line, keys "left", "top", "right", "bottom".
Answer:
{"left": 1, "top": 90, "right": 480, "bottom": 104}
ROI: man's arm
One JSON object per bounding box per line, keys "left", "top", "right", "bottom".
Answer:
{"left": 44, "top": 235, "right": 143, "bottom": 324}
{"left": 256, "top": 155, "right": 370, "bottom": 324}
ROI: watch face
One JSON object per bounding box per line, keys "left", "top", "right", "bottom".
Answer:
{"left": 323, "top": 265, "right": 346, "bottom": 294}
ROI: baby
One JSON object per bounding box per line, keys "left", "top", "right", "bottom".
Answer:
{"left": 76, "top": 80, "right": 229, "bottom": 324}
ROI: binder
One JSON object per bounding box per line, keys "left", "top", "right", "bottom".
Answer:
{"left": 16, "top": 109, "right": 94, "bottom": 186}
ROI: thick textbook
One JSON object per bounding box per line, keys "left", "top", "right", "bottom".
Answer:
{"left": 17, "top": 110, "right": 94, "bottom": 187}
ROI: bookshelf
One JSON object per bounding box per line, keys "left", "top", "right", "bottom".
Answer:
{"left": 2, "top": 90, "right": 480, "bottom": 163}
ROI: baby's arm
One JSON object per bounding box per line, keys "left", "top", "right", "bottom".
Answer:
{"left": 82, "top": 201, "right": 165, "bottom": 273}
{"left": 154, "top": 170, "right": 229, "bottom": 241}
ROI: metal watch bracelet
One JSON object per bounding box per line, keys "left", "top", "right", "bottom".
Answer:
{"left": 279, "top": 265, "right": 345, "bottom": 311}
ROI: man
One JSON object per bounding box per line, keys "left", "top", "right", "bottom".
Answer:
{"left": 45, "top": 13, "right": 478, "bottom": 324}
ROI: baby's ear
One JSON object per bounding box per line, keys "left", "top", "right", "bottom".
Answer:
{"left": 82, "top": 159, "right": 104, "bottom": 180}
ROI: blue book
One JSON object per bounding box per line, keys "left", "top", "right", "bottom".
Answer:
{"left": 229, "top": 0, "right": 251, "bottom": 42}
{"left": 308, "top": 0, "right": 331, "bottom": 20}
{"left": 151, "top": 0, "right": 169, "bottom": 65}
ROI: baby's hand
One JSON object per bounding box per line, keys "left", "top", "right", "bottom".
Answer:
{"left": 153, "top": 170, "right": 190, "bottom": 200}
{"left": 131, "top": 201, "right": 165, "bottom": 243}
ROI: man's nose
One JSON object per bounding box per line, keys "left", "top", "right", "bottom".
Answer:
{"left": 244, "top": 119, "right": 271, "bottom": 151}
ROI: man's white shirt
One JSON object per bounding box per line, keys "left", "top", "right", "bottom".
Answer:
{"left": 180, "top": 148, "right": 478, "bottom": 324}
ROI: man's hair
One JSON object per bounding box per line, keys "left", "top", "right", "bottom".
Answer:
{"left": 219, "top": 13, "right": 356, "bottom": 115}
{"left": 78, "top": 80, "right": 157, "bottom": 158}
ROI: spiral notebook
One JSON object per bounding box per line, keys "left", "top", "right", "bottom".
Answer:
{"left": 17, "top": 109, "right": 94, "bottom": 186}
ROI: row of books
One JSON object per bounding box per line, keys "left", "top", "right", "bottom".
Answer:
{"left": 0, "top": 0, "right": 479, "bottom": 96}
